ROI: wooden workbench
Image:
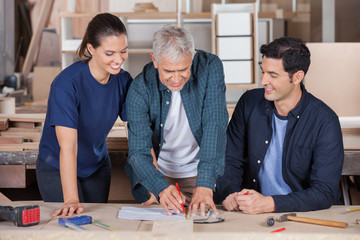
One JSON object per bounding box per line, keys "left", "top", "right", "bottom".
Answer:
{"left": 0, "top": 113, "right": 360, "bottom": 203}
{"left": 0, "top": 201, "right": 359, "bottom": 239}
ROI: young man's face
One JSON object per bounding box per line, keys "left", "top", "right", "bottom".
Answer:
{"left": 152, "top": 52, "right": 193, "bottom": 91}
{"left": 260, "top": 56, "right": 299, "bottom": 105}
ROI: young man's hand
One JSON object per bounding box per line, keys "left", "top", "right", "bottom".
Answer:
{"left": 235, "top": 189, "right": 275, "bottom": 214}
{"left": 222, "top": 192, "right": 241, "bottom": 211}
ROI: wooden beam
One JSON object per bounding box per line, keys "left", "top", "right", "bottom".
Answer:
{"left": 9, "top": 121, "right": 36, "bottom": 129}
{"left": 0, "top": 118, "right": 9, "bottom": 130}
{"left": 0, "top": 192, "right": 11, "bottom": 202}
{"left": 0, "top": 131, "right": 41, "bottom": 142}
{"left": 21, "top": 0, "right": 55, "bottom": 82}
{"left": 0, "top": 114, "right": 46, "bottom": 122}
{"left": 0, "top": 136, "right": 24, "bottom": 144}
{"left": 0, "top": 165, "right": 26, "bottom": 188}
{"left": 0, "top": 142, "right": 40, "bottom": 151}
{"left": 5, "top": 127, "right": 42, "bottom": 133}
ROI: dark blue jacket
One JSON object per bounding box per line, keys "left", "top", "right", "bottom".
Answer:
{"left": 215, "top": 84, "right": 344, "bottom": 212}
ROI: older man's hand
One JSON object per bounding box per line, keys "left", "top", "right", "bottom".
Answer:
{"left": 158, "top": 185, "right": 186, "bottom": 216}
{"left": 189, "top": 187, "right": 216, "bottom": 215}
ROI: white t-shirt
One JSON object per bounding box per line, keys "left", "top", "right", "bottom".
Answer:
{"left": 158, "top": 90, "right": 200, "bottom": 178}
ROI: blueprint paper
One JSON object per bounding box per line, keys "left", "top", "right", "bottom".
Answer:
{"left": 117, "top": 207, "right": 185, "bottom": 220}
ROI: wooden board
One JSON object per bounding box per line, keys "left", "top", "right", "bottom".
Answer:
{"left": 0, "top": 131, "right": 41, "bottom": 142}
{"left": 32, "top": 66, "right": 61, "bottom": 101}
{"left": 0, "top": 142, "right": 40, "bottom": 151}
{"left": 0, "top": 192, "right": 11, "bottom": 202}
{"left": 152, "top": 220, "right": 193, "bottom": 233}
{"left": 22, "top": 0, "right": 55, "bottom": 81}
{"left": 305, "top": 43, "right": 360, "bottom": 116}
{"left": 72, "top": 0, "right": 100, "bottom": 39}
{"left": 0, "top": 165, "right": 26, "bottom": 188}
{"left": 5, "top": 127, "right": 42, "bottom": 133}
{"left": 1, "top": 203, "right": 360, "bottom": 237}
{"left": 9, "top": 121, "right": 38, "bottom": 128}
{"left": 0, "top": 114, "right": 46, "bottom": 122}
{"left": 0, "top": 98, "right": 15, "bottom": 114}
{"left": 0, "top": 136, "right": 24, "bottom": 144}
{"left": 0, "top": 118, "right": 9, "bottom": 131}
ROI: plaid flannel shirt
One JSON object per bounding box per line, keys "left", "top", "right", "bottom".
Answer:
{"left": 125, "top": 50, "right": 228, "bottom": 202}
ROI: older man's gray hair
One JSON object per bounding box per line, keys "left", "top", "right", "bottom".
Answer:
{"left": 152, "top": 25, "right": 195, "bottom": 64}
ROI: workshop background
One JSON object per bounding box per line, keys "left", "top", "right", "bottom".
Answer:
{"left": 0, "top": 0, "right": 359, "bottom": 205}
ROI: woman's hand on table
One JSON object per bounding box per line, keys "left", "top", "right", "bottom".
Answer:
{"left": 52, "top": 200, "right": 84, "bottom": 217}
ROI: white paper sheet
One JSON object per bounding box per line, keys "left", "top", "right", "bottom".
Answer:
{"left": 117, "top": 207, "right": 186, "bottom": 221}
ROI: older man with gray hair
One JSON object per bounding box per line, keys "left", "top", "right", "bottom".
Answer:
{"left": 125, "top": 25, "right": 228, "bottom": 215}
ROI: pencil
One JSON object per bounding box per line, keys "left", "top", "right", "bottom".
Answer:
{"left": 270, "top": 227, "right": 286, "bottom": 233}
{"left": 346, "top": 207, "right": 360, "bottom": 211}
{"left": 92, "top": 220, "right": 120, "bottom": 231}
{"left": 175, "top": 183, "right": 187, "bottom": 219}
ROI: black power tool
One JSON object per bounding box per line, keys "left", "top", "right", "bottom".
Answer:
{"left": 0, "top": 205, "right": 40, "bottom": 227}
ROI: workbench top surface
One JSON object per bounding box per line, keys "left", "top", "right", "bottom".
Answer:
{"left": 0, "top": 201, "right": 359, "bottom": 239}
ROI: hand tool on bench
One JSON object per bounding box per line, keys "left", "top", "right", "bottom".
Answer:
{"left": 275, "top": 213, "right": 348, "bottom": 228}
{"left": 58, "top": 215, "right": 92, "bottom": 231}
{"left": 59, "top": 215, "right": 120, "bottom": 231}
{"left": 0, "top": 205, "right": 40, "bottom": 227}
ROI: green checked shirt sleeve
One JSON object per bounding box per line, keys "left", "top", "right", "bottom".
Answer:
{"left": 126, "top": 50, "right": 228, "bottom": 201}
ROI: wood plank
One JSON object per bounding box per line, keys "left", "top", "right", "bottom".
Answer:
{"left": 342, "top": 128, "right": 360, "bottom": 135}
{"left": 0, "top": 142, "right": 40, "bottom": 151}
{"left": 108, "top": 127, "right": 127, "bottom": 138}
{"left": 100, "top": 0, "right": 108, "bottom": 12}
{"left": 183, "top": 12, "right": 211, "bottom": 19}
{"left": 258, "top": 11, "right": 296, "bottom": 19}
{"left": 0, "top": 114, "right": 46, "bottom": 122}
{"left": 106, "top": 142, "right": 128, "bottom": 152}
{"left": 9, "top": 121, "right": 36, "bottom": 128}
{"left": 0, "top": 118, "right": 9, "bottom": 130}
{"left": 0, "top": 97, "right": 15, "bottom": 114}
{"left": 152, "top": 220, "right": 193, "bottom": 233}
{"left": 0, "top": 131, "right": 41, "bottom": 142}
{"left": 32, "top": 66, "right": 61, "bottom": 102}
{"left": 306, "top": 43, "right": 360, "bottom": 116}
{"left": 72, "top": 0, "right": 100, "bottom": 39}
{"left": 22, "top": 0, "right": 55, "bottom": 81}
{"left": 0, "top": 136, "right": 24, "bottom": 144}
{"left": 0, "top": 165, "right": 26, "bottom": 188}
{"left": 0, "top": 192, "right": 11, "bottom": 202}
{"left": 5, "top": 127, "right": 42, "bottom": 132}
{"left": 60, "top": 11, "right": 177, "bottom": 19}
{"left": 342, "top": 151, "right": 360, "bottom": 175}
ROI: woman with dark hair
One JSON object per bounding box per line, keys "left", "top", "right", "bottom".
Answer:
{"left": 36, "top": 13, "right": 132, "bottom": 217}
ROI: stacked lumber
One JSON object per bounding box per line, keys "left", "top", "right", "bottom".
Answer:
{"left": 0, "top": 114, "right": 45, "bottom": 151}
{"left": 0, "top": 114, "right": 128, "bottom": 152}
{"left": 106, "top": 126, "right": 128, "bottom": 152}
{"left": 133, "top": 2, "right": 159, "bottom": 12}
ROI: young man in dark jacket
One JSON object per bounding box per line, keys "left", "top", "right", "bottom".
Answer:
{"left": 215, "top": 37, "right": 344, "bottom": 214}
